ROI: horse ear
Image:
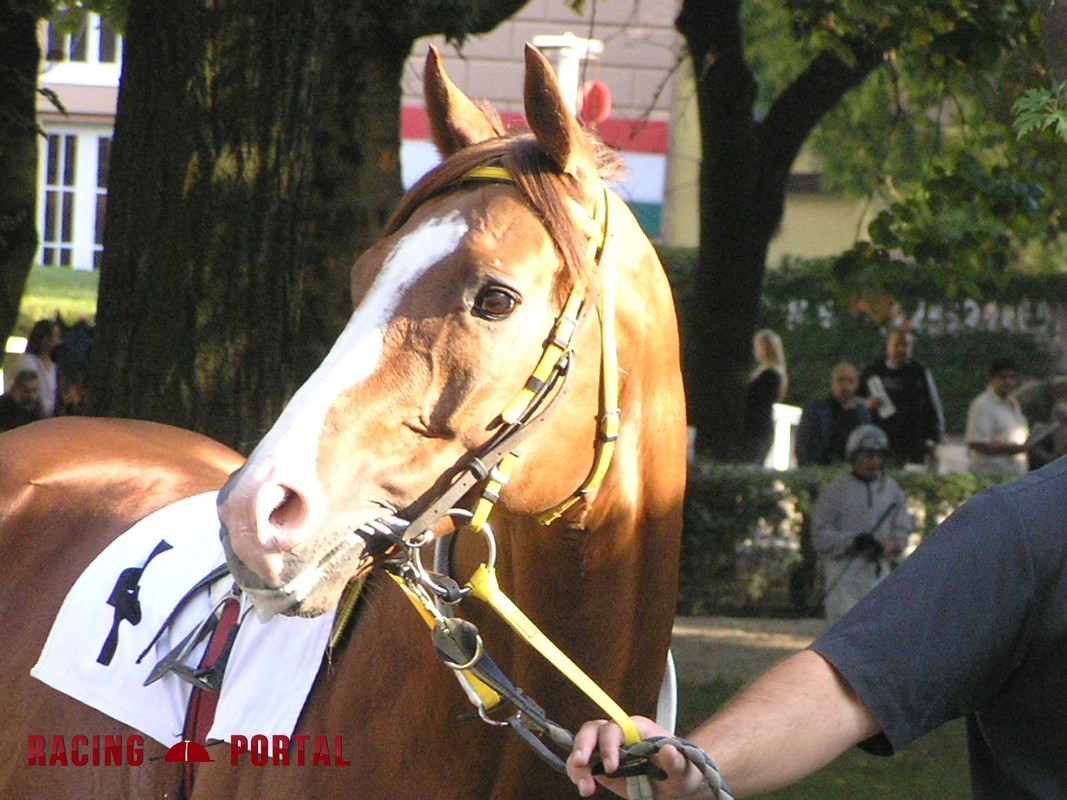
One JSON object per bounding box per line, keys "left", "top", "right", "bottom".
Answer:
{"left": 424, "top": 45, "right": 499, "bottom": 157}
{"left": 523, "top": 44, "right": 600, "bottom": 186}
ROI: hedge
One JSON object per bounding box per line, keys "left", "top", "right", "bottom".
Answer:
{"left": 678, "top": 459, "right": 1000, "bottom": 617}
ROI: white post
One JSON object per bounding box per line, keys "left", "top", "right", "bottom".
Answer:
{"left": 531, "top": 33, "right": 604, "bottom": 114}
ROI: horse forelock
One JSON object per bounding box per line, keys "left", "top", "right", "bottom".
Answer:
{"left": 386, "top": 132, "right": 621, "bottom": 305}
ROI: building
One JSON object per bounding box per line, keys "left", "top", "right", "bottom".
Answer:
{"left": 37, "top": 12, "right": 121, "bottom": 271}
{"left": 34, "top": 4, "right": 868, "bottom": 273}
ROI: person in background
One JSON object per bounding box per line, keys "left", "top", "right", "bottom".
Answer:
{"left": 741, "top": 329, "right": 788, "bottom": 465}
{"left": 858, "top": 327, "right": 944, "bottom": 467}
{"left": 965, "top": 357, "right": 1029, "bottom": 479}
{"left": 56, "top": 360, "right": 90, "bottom": 417}
{"left": 0, "top": 370, "right": 45, "bottom": 432}
{"left": 795, "top": 362, "right": 874, "bottom": 466}
{"left": 16, "top": 318, "right": 62, "bottom": 418}
{"left": 812, "top": 424, "right": 912, "bottom": 624}
{"left": 1027, "top": 400, "right": 1067, "bottom": 471}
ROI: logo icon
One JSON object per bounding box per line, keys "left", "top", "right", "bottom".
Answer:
{"left": 163, "top": 741, "right": 215, "bottom": 763}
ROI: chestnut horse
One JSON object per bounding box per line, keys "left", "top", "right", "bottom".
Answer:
{"left": 0, "top": 46, "right": 685, "bottom": 799}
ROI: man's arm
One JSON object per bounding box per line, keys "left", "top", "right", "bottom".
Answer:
{"left": 567, "top": 650, "right": 880, "bottom": 798}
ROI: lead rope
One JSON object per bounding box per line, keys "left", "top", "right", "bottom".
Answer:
{"left": 389, "top": 536, "right": 735, "bottom": 799}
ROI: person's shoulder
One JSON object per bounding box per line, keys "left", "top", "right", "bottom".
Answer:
{"left": 824, "top": 470, "right": 856, "bottom": 491}
{"left": 968, "top": 386, "right": 994, "bottom": 408}
{"left": 959, "top": 460, "right": 1067, "bottom": 538}
{"left": 1003, "top": 457, "right": 1067, "bottom": 496}
{"left": 802, "top": 396, "right": 830, "bottom": 413}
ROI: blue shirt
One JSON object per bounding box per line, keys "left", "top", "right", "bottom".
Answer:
{"left": 813, "top": 458, "right": 1067, "bottom": 798}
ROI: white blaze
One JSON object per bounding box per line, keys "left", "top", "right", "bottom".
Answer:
{"left": 244, "top": 211, "right": 469, "bottom": 485}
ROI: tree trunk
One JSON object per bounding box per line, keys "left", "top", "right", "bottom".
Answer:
{"left": 94, "top": 2, "right": 333, "bottom": 451}
{"left": 0, "top": 4, "right": 41, "bottom": 347}
{"left": 94, "top": 0, "right": 530, "bottom": 452}
{"left": 1041, "top": 0, "right": 1067, "bottom": 82}
{"left": 677, "top": 0, "right": 882, "bottom": 460}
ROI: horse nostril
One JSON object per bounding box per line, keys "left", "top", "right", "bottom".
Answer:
{"left": 258, "top": 483, "right": 309, "bottom": 533}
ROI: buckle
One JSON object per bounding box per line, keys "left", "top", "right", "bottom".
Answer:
{"left": 144, "top": 588, "right": 243, "bottom": 691}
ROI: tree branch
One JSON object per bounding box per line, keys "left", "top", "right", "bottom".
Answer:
{"left": 759, "top": 42, "right": 884, "bottom": 188}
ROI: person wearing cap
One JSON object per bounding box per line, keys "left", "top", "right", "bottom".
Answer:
{"left": 965, "top": 357, "right": 1029, "bottom": 479}
{"left": 567, "top": 454, "right": 1067, "bottom": 799}
{"left": 812, "top": 424, "right": 913, "bottom": 623}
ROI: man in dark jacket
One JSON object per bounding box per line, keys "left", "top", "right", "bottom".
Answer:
{"left": 859, "top": 328, "right": 945, "bottom": 466}
{"left": 796, "top": 362, "right": 874, "bottom": 466}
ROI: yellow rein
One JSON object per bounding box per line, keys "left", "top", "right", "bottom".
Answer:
{"left": 397, "top": 165, "right": 637, "bottom": 744}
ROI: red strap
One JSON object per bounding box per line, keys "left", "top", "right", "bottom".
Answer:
{"left": 181, "top": 597, "right": 240, "bottom": 796}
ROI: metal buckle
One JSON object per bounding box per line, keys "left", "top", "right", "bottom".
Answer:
{"left": 144, "top": 587, "right": 243, "bottom": 691}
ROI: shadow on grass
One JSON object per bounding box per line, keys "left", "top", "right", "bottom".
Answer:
{"left": 678, "top": 680, "right": 971, "bottom": 798}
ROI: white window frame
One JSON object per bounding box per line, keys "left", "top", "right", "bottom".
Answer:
{"left": 37, "top": 126, "right": 112, "bottom": 271}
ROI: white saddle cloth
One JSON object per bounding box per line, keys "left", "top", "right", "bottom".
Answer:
{"left": 32, "top": 491, "right": 336, "bottom": 746}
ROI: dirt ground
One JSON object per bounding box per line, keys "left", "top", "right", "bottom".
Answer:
{"left": 670, "top": 616, "right": 826, "bottom": 684}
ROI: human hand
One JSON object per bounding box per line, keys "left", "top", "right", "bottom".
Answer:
{"left": 566, "top": 716, "right": 708, "bottom": 799}
{"left": 851, "top": 533, "right": 882, "bottom": 561}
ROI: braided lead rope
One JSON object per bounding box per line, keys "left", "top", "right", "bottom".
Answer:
{"left": 617, "top": 736, "right": 735, "bottom": 800}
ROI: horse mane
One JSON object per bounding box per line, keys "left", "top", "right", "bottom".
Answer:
{"left": 386, "top": 126, "right": 624, "bottom": 302}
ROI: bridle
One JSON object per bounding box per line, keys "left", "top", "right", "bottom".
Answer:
{"left": 331, "top": 163, "right": 662, "bottom": 794}
{"left": 386, "top": 163, "right": 619, "bottom": 547}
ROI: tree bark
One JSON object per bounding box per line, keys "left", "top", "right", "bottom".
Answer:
{"left": 676, "top": 0, "right": 882, "bottom": 460}
{"left": 94, "top": 2, "right": 333, "bottom": 450}
{"left": 0, "top": 4, "right": 42, "bottom": 347}
{"left": 1041, "top": 0, "right": 1067, "bottom": 82}
{"left": 94, "top": 0, "right": 529, "bottom": 452}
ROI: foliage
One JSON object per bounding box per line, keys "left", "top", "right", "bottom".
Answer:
{"left": 737, "top": 0, "right": 1067, "bottom": 324}
{"left": 1014, "top": 81, "right": 1067, "bottom": 141}
{"left": 45, "top": 1, "right": 127, "bottom": 34}
{"left": 679, "top": 459, "right": 1001, "bottom": 616}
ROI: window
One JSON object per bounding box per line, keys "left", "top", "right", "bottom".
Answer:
{"left": 41, "top": 134, "right": 77, "bottom": 267}
{"left": 38, "top": 133, "right": 112, "bottom": 271}
{"left": 44, "top": 12, "right": 121, "bottom": 66}
{"left": 93, "top": 138, "right": 111, "bottom": 269}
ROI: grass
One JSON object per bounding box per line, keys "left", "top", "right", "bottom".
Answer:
{"left": 15, "top": 265, "right": 99, "bottom": 337}
{"left": 677, "top": 679, "right": 972, "bottom": 799}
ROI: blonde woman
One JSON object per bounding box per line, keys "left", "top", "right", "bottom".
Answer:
{"left": 742, "top": 328, "right": 788, "bottom": 464}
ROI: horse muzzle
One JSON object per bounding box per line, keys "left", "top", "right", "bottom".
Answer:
{"left": 221, "top": 513, "right": 409, "bottom": 620}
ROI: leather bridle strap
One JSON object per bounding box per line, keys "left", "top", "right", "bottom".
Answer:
{"left": 398, "top": 287, "right": 579, "bottom": 543}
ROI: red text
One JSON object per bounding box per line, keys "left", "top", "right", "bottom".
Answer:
{"left": 229, "top": 734, "right": 349, "bottom": 767}
{"left": 27, "top": 734, "right": 144, "bottom": 766}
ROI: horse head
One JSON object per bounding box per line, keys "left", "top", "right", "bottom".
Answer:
{"left": 217, "top": 45, "right": 685, "bottom": 623}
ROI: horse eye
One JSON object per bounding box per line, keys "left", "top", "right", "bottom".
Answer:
{"left": 472, "top": 286, "right": 519, "bottom": 320}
